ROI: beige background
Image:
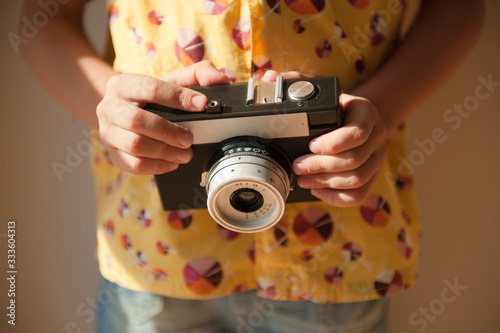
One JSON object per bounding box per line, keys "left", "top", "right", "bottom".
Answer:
{"left": 0, "top": 1, "right": 499, "bottom": 332}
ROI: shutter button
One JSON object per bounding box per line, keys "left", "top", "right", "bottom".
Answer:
{"left": 287, "top": 81, "right": 315, "bottom": 101}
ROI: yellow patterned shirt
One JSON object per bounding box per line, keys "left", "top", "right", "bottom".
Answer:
{"left": 92, "top": 0, "right": 422, "bottom": 302}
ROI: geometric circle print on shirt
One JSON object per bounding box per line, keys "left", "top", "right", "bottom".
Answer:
{"left": 300, "top": 249, "right": 314, "bottom": 261}
{"left": 232, "top": 18, "right": 251, "bottom": 50}
{"left": 168, "top": 210, "right": 193, "bottom": 230}
{"left": 397, "top": 229, "right": 413, "bottom": 260}
{"left": 137, "top": 209, "right": 152, "bottom": 228}
{"left": 175, "top": 29, "right": 205, "bottom": 66}
{"left": 360, "top": 194, "right": 391, "bottom": 227}
{"left": 135, "top": 251, "right": 147, "bottom": 267}
{"left": 266, "top": 0, "right": 281, "bottom": 14}
{"left": 217, "top": 225, "right": 240, "bottom": 241}
{"left": 203, "top": 0, "right": 229, "bottom": 15}
{"left": 355, "top": 56, "right": 366, "bottom": 73}
{"left": 348, "top": 0, "right": 370, "bottom": 9}
{"left": 248, "top": 241, "right": 255, "bottom": 264}
{"left": 121, "top": 234, "right": 132, "bottom": 249}
{"left": 292, "top": 19, "right": 307, "bottom": 34}
{"left": 152, "top": 268, "right": 167, "bottom": 281}
{"left": 118, "top": 199, "right": 129, "bottom": 218}
{"left": 291, "top": 4, "right": 332, "bottom": 35}
{"left": 251, "top": 55, "right": 272, "bottom": 80}
{"left": 324, "top": 266, "right": 343, "bottom": 284}
{"left": 342, "top": 241, "right": 363, "bottom": 261}
{"left": 396, "top": 174, "right": 414, "bottom": 190}
{"left": 103, "top": 219, "right": 114, "bottom": 237}
{"left": 183, "top": 257, "right": 223, "bottom": 295}
{"left": 374, "top": 270, "right": 404, "bottom": 297}
{"left": 144, "top": 42, "right": 156, "bottom": 59}
{"left": 108, "top": 4, "right": 119, "bottom": 24}
{"left": 148, "top": 10, "right": 164, "bottom": 25}
{"left": 219, "top": 67, "right": 236, "bottom": 82}
{"left": 402, "top": 210, "right": 412, "bottom": 225}
{"left": 284, "top": 0, "right": 325, "bottom": 14}
{"left": 334, "top": 20, "right": 347, "bottom": 38}
{"left": 274, "top": 220, "right": 289, "bottom": 247}
{"left": 315, "top": 39, "right": 332, "bottom": 58}
{"left": 293, "top": 205, "right": 333, "bottom": 245}
{"left": 368, "top": 13, "right": 387, "bottom": 46}
{"left": 156, "top": 241, "right": 170, "bottom": 255}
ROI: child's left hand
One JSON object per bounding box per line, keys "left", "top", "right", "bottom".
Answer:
{"left": 262, "top": 71, "right": 389, "bottom": 207}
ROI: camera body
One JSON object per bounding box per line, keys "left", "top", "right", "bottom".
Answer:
{"left": 145, "top": 76, "right": 342, "bottom": 232}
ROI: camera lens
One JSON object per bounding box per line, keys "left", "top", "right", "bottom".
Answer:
{"left": 230, "top": 188, "right": 264, "bottom": 213}
{"left": 203, "top": 137, "right": 291, "bottom": 233}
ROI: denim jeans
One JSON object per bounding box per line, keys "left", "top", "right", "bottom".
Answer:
{"left": 96, "top": 278, "right": 388, "bottom": 333}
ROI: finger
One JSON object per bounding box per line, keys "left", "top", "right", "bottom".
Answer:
{"left": 161, "top": 60, "right": 231, "bottom": 87}
{"left": 296, "top": 146, "right": 387, "bottom": 190}
{"left": 293, "top": 142, "right": 376, "bottom": 175}
{"left": 100, "top": 101, "right": 194, "bottom": 149}
{"left": 309, "top": 97, "right": 377, "bottom": 155}
{"left": 106, "top": 148, "right": 180, "bottom": 175}
{"left": 261, "top": 70, "right": 308, "bottom": 82}
{"left": 100, "top": 125, "right": 193, "bottom": 164}
{"left": 309, "top": 172, "right": 380, "bottom": 207}
{"left": 108, "top": 73, "right": 208, "bottom": 111}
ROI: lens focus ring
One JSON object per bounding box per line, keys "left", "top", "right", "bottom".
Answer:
{"left": 205, "top": 152, "right": 290, "bottom": 233}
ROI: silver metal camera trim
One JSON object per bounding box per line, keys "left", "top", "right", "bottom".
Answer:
{"left": 177, "top": 112, "right": 310, "bottom": 145}
{"left": 246, "top": 75, "right": 283, "bottom": 104}
{"left": 203, "top": 153, "right": 290, "bottom": 233}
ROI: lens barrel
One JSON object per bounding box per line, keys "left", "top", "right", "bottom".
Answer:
{"left": 203, "top": 137, "right": 291, "bottom": 233}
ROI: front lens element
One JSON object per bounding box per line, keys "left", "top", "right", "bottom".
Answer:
{"left": 230, "top": 188, "right": 264, "bottom": 213}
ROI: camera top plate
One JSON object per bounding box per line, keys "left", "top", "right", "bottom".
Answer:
{"left": 144, "top": 76, "right": 342, "bottom": 145}
{"left": 145, "top": 76, "right": 342, "bottom": 126}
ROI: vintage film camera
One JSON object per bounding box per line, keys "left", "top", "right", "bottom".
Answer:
{"left": 145, "top": 76, "right": 343, "bottom": 233}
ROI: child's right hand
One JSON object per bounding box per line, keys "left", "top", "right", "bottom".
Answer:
{"left": 96, "top": 61, "right": 230, "bottom": 175}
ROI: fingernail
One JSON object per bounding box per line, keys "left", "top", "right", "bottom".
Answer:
{"left": 179, "top": 132, "right": 193, "bottom": 148}
{"left": 310, "top": 141, "right": 320, "bottom": 153}
{"left": 177, "top": 149, "right": 192, "bottom": 163}
{"left": 294, "top": 163, "right": 307, "bottom": 174}
{"left": 218, "top": 71, "right": 230, "bottom": 80}
{"left": 191, "top": 95, "right": 207, "bottom": 110}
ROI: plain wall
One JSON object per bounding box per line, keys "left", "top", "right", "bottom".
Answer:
{"left": 0, "top": 1, "right": 499, "bottom": 332}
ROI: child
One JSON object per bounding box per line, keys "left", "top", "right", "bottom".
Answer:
{"left": 21, "top": 0, "right": 484, "bottom": 332}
